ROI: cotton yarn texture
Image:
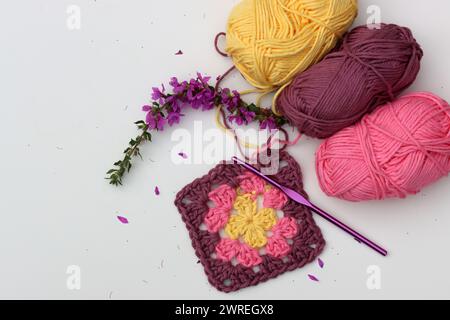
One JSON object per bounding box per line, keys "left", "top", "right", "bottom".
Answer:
{"left": 174, "top": 152, "right": 324, "bottom": 292}
{"left": 277, "top": 24, "right": 423, "bottom": 138}
{"left": 225, "top": 0, "right": 357, "bottom": 91}
{"left": 316, "top": 92, "right": 450, "bottom": 202}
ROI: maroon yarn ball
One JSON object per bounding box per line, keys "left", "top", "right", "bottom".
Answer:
{"left": 276, "top": 24, "right": 423, "bottom": 139}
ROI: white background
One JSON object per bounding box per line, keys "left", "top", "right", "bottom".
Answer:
{"left": 1, "top": 0, "right": 450, "bottom": 300}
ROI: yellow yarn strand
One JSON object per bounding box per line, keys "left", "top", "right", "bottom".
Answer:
{"left": 238, "top": 88, "right": 273, "bottom": 109}
{"left": 272, "top": 82, "right": 291, "bottom": 115}
{"left": 226, "top": 0, "right": 358, "bottom": 91}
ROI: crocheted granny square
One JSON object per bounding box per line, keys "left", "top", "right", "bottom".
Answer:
{"left": 174, "top": 152, "right": 325, "bottom": 292}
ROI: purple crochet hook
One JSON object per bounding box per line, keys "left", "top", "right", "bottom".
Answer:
{"left": 232, "top": 156, "right": 388, "bottom": 257}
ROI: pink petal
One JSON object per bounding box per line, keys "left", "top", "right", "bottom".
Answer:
{"left": 272, "top": 217, "right": 298, "bottom": 238}
{"left": 216, "top": 239, "right": 240, "bottom": 261}
{"left": 263, "top": 187, "right": 288, "bottom": 209}
{"left": 178, "top": 152, "right": 188, "bottom": 159}
{"left": 175, "top": 50, "right": 183, "bottom": 55}
{"left": 208, "top": 184, "right": 236, "bottom": 209}
{"left": 236, "top": 243, "right": 262, "bottom": 267}
{"left": 308, "top": 274, "right": 319, "bottom": 282}
{"left": 204, "top": 207, "right": 230, "bottom": 233}
{"left": 238, "top": 172, "right": 265, "bottom": 195}
{"left": 266, "top": 236, "right": 290, "bottom": 258}
{"left": 318, "top": 258, "right": 324, "bottom": 269}
{"left": 117, "top": 216, "right": 129, "bottom": 224}
{"left": 154, "top": 186, "right": 160, "bottom": 195}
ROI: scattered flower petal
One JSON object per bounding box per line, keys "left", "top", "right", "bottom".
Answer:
{"left": 178, "top": 152, "right": 188, "bottom": 159}
{"left": 154, "top": 186, "right": 160, "bottom": 195}
{"left": 308, "top": 274, "right": 319, "bottom": 282}
{"left": 318, "top": 258, "right": 324, "bottom": 269}
{"left": 117, "top": 216, "right": 129, "bottom": 224}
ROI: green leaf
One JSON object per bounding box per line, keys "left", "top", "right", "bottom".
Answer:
{"left": 247, "top": 103, "right": 259, "bottom": 112}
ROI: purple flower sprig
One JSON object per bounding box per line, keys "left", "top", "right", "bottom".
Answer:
{"left": 106, "top": 73, "right": 287, "bottom": 186}
{"left": 141, "top": 73, "right": 286, "bottom": 132}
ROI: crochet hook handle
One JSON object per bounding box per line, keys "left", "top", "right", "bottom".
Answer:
{"left": 307, "top": 203, "right": 388, "bottom": 256}
{"left": 232, "top": 156, "right": 388, "bottom": 257}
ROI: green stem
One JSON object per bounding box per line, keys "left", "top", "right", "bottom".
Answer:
{"left": 106, "top": 123, "right": 151, "bottom": 186}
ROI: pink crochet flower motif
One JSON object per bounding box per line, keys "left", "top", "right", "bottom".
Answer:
{"left": 204, "top": 172, "right": 297, "bottom": 268}
{"left": 265, "top": 217, "right": 298, "bottom": 258}
{"left": 204, "top": 184, "right": 236, "bottom": 233}
{"left": 239, "top": 172, "right": 288, "bottom": 208}
{"left": 216, "top": 238, "right": 262, "bottom": 268}
{"left": 238, "top": 172, "right": 266, "bottom": 198}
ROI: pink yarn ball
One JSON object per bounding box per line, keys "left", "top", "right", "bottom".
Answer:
{"left": 316, "top": 92, "right": 450, "bottom": 201}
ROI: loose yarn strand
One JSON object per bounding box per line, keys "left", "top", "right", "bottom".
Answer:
{"left": 215, "top": 105, "right": 257, "bottom": 150}
{"left": 215, "top": 104, "right": 296, "bottom": 163}
{"left": 215, "top": 65, "right": 236, "bottom": 92}
{"left": 214, "top": 32, "right": 229, "bottom": 57}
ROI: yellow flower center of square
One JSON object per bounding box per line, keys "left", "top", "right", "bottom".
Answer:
{"left": 225, "top": 194, "right": 277, "bottom": 249}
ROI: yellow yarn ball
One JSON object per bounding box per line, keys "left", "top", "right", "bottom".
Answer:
{"left": 226, "top": 0, "right": 358, "bottom": 91}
